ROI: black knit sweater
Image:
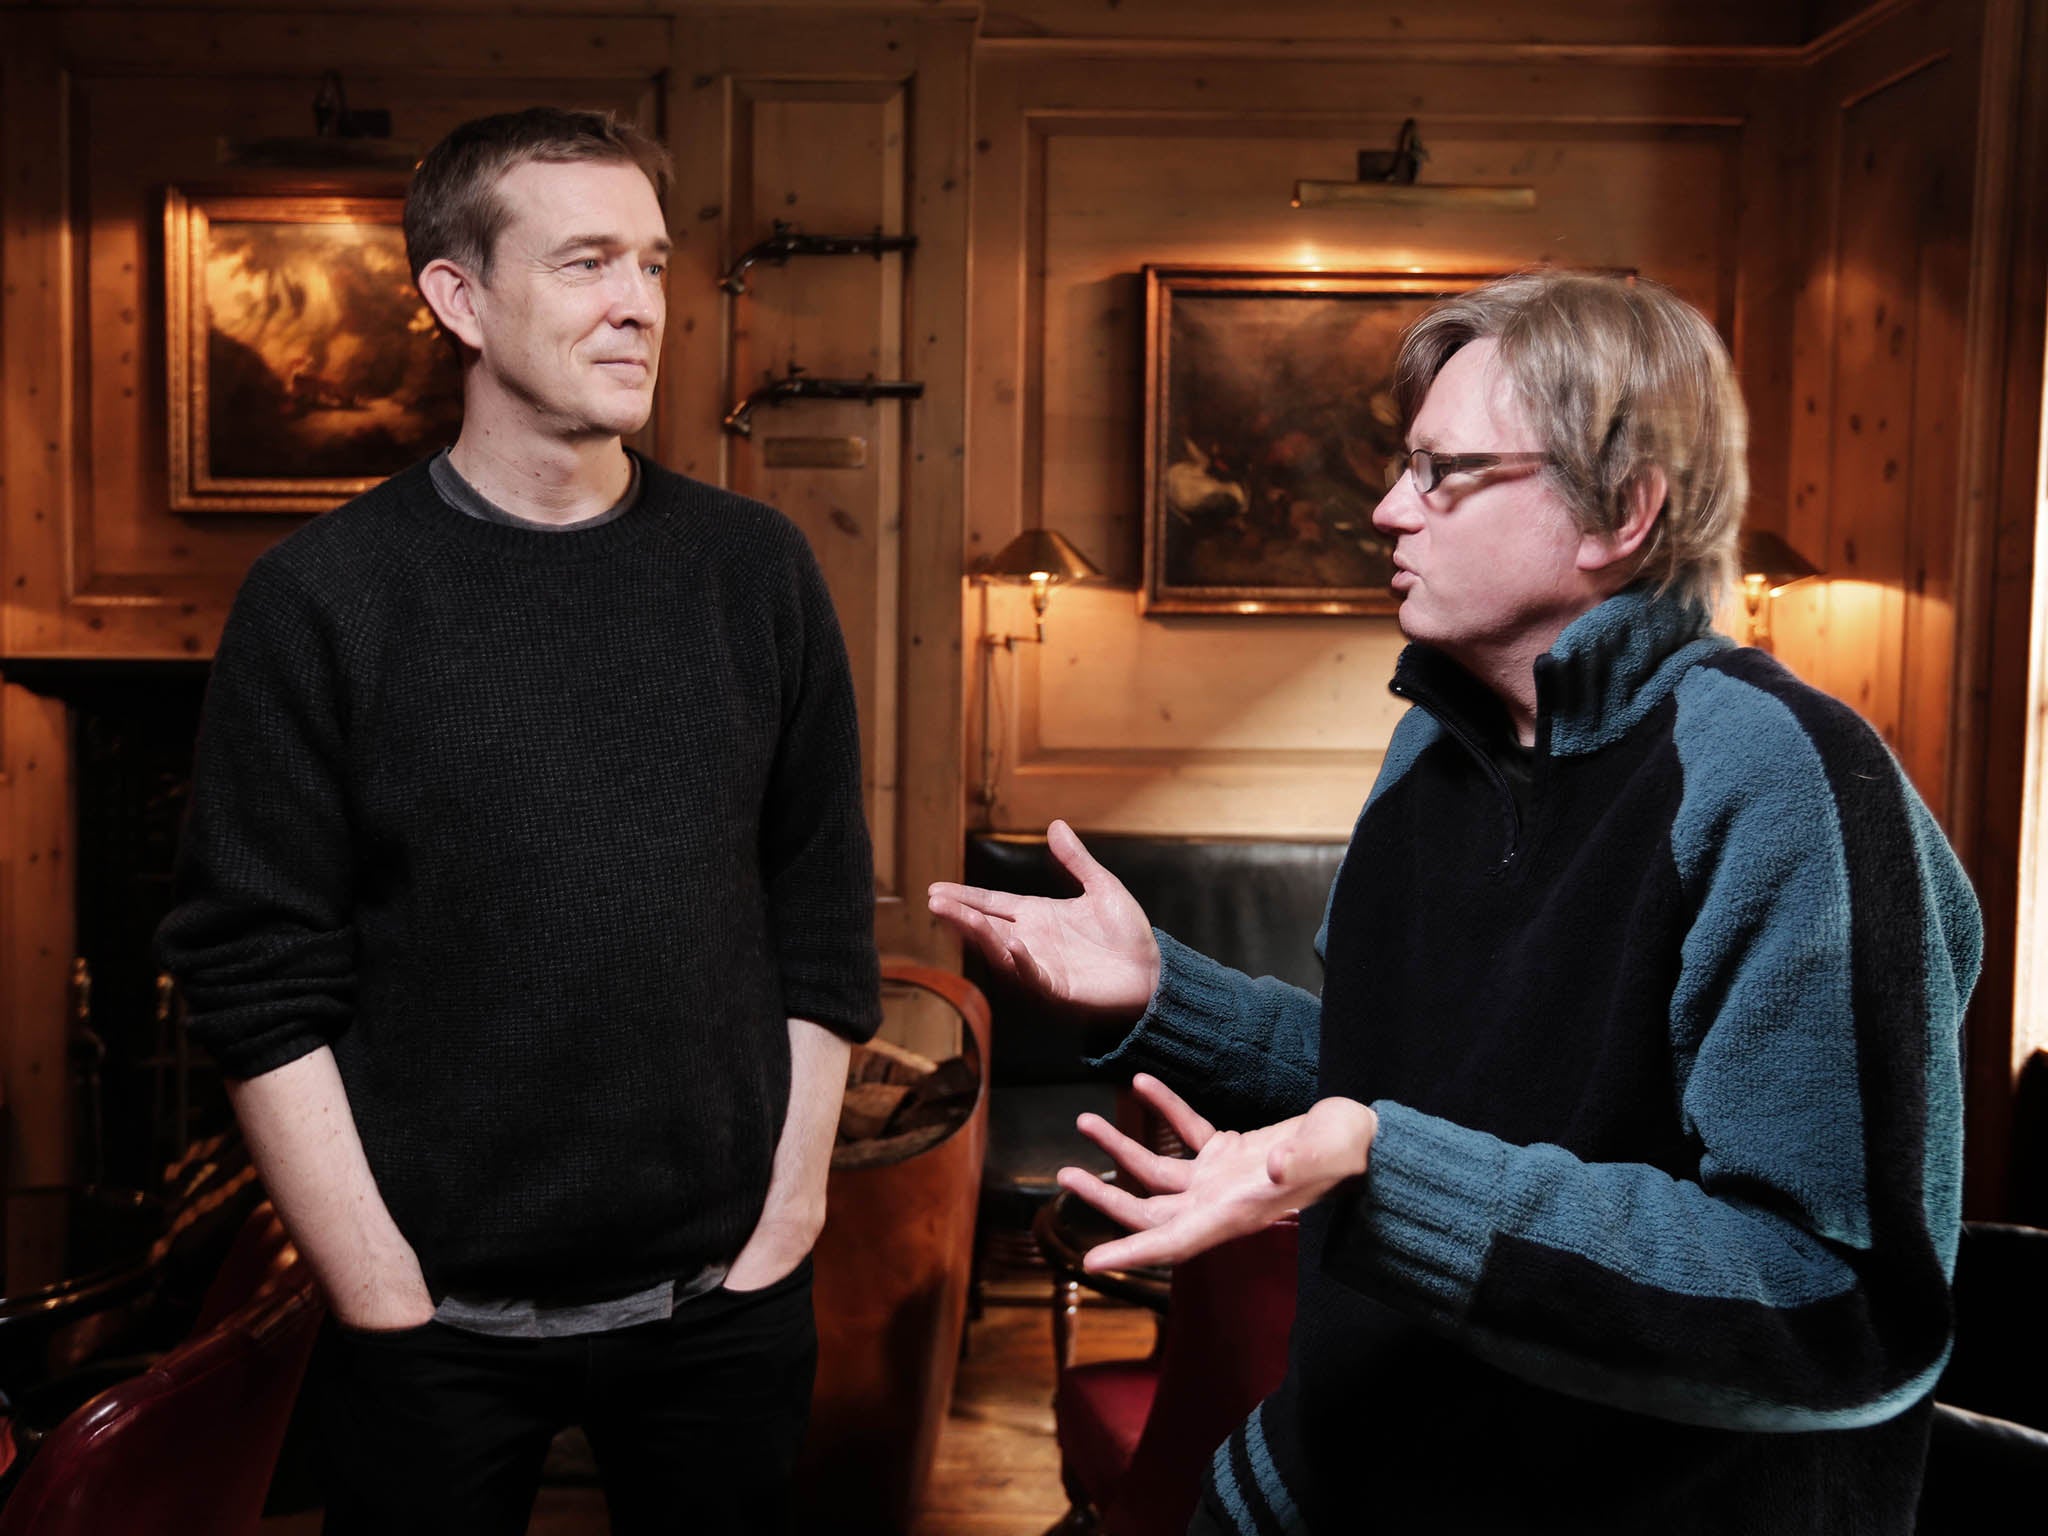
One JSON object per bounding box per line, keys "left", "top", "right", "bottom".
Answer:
{"left": 156, "top": 456, "right": 882, "bottom": 1302}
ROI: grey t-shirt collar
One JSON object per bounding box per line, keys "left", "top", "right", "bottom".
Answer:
{"left": 429, "top": 448, "right": 642, "bottom": 532}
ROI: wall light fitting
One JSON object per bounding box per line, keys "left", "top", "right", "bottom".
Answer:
{"left": 221, "top": 71, "right": 422, "bottom": 172}
{"left": 1738, "top": 528, "right": 1822, "bottom": 650}
{"left": 1292, "top": 118, "right": 1536, "bottom": 211}
{"left": 972, "top": 528, "right": 1103, "bottom": 647}
{"left": 971, "top": 528, "right": 1104, "bottom": 817}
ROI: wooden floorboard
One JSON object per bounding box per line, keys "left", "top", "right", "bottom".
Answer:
{"left": 257, "top": 1295, "right": 1160, "bottom": 1535}
{"left": 913, "top": 1298, "right": 1157, "bottom": 1535}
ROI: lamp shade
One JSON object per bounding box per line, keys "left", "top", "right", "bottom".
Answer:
{"left": 1738, "top": 529, "right": 1822, "bottom": 594}
{"left": 972, "top": 529, "right": 1103, "bottom": 585}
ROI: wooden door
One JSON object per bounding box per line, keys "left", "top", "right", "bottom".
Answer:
{"left": 663, "top": 7, "right": 973, "bottom": 964}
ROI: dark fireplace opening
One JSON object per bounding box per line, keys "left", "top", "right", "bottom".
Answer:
{"left": 6, "top": 661, "right": 234, "bottom": 1196}
{"left": 74, "top": 670, "right": 230, "bottom": 1192}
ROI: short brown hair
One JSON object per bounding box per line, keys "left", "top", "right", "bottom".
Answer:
{"left": 1393, "top": 270, "right": 1748, "bottom": 611}
{"left": 403, "top": 107, "right": 672, "bottom": 284}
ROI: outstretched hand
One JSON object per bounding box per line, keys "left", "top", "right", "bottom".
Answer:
{"left": 1060, "top": 1074, "right": 1378, "bottom": 1272}
{"left": 928, "top": 820, "right": 1161, "bottom": 1019}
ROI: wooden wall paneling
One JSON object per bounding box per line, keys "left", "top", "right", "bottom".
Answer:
{"left": 1774, "top": 53, "right": 1842, "bottom": 673}
{"left": 1779, "top": 0, "right": 2032, "bottom": 1215}
{"left": 50, "top": 10, "right": 673, "bottom": 78}
{"left": 1728, "top": 61, "right": 1810, "bottom": 581}
{"left": 1956, "top": 0, "right": 2039, "bottom": 1219}
{"left": 971, "top": 49, "right": 1758, "bottom": 836}
{"left": 891, "top": 15, "right": 974, "bottom": 961}
{"left": 0, "top": 14, "right": 83, "bottom": 1222}
{"left": 6, "top": 0, "right": 1816, "bottom": 51}
{"left": 1777, "top": 0, "right": 1982, "bottom": 821}
{"left": 661, "top": 27, "right": 733, "bottom": 487}
{"left": 983, "top": 51, "right": 1759, "bottom": 127}
{"left": 1, "top": 683, "right": 78, "bottom": 1272}
{"left": 730, "top": 78, "right": 910, "bottom": 922}
{"left": 664, "top": 9, "right": 974, "bottom": 961}
{"left": 1823, "top": 59, "right": 1943, "bottom": 754}
{"left": 975, "top": 0, "right": 1808, "bottom": 48}
{"left": 1, "top": 12, "right": 69, "bottom": 660}
{"left": 962, "top": 59, "right": 1027, "bottom": 830}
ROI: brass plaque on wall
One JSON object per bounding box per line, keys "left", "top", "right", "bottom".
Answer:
{"left": 761, "top": 436, "right": 869, "bottom": 470}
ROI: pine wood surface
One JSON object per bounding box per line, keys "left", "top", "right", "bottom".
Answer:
{"left": 256, "top": 1297, "right": 1159, "bottom": 1535}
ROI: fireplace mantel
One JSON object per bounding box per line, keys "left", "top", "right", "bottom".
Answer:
{"left": 0, "top": 658, "right": 211, "bottom": 707}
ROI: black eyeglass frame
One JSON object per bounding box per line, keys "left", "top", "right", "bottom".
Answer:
{"left": 1391, "top": 448, "right": 1554, "bottom": 495}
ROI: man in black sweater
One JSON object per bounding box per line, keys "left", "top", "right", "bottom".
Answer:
{"left": 156, "top": 109, "right": 881, "bottom": 1534}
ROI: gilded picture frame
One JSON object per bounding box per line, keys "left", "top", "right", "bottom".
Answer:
{"left": 1140, "top": 267, "right": 1496, "bottom": 617}
{"left": 164, "top": 184, "right": 462, "bottom": 513}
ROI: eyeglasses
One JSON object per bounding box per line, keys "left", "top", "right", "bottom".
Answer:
{"left": 1387, "top": 448, "right": 1554, "bottom": 495}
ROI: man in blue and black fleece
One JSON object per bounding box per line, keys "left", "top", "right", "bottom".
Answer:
{"left": 931, "top": 269, "right": 1980, "bottom": 1534}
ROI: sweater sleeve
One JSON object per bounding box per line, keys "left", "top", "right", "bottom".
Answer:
{"left": 1320, "top": 665, "right": 1981, "bottom": 1431}
{"left": 758, "top": 527, "right": 882, "bottom": 1043}
{"left": 1085, "top": 931, "right": 1321, "bottom": 1128}
{"left": 154, "top": 555, "right": 359, "bottom": 1080}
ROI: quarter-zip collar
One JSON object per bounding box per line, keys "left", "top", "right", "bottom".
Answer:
{"left": 1389, "top": 645, "right": 1526, "bottom": 861}
{"left": 1387, "top": 585, "right": 1730, "bottom": 867}
{"left": 1391, "top": 584, "right": 1731, "bottom": 765}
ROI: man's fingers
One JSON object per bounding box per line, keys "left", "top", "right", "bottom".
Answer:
{"left": 927, "top": 881, "right": 1030, "bottom": 921}
{"left": 1083, "top": 1210, "right": 1227, "bottom": 1273}
{"left": 1075, "top": 1112, "right": 1192, "bottom": 1194}
{"left": 1131, "top": 1073, "right": 1217, "bottom": 1149}
{"left": 1056, "top": 1166, "right": 1160, "bottom": 1232}
{"left": 1006, "top": 935, "right": 1058, "bottom": 997}
{"left": 928, "top": 898, "right": 1018, "bottom": 971}
{"left": 1046, "top": 819, "right": 1119, "bottom": 896}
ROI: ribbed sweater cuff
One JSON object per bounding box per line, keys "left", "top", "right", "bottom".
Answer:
{"left": 1085, "top": 929, "right": 1241, "bottom": 1079}
{"left": 1324, "top": 1100, "right": 1505, "bottom": 1322}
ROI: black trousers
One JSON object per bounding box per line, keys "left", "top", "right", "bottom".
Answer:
{"left": 315, "top": 1258, "right": 817, "bottom": 1536}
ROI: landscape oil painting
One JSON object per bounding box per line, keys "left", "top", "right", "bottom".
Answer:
{"left": 166, "top": 187, "right": 462, "bottom": 513}
{"left": 1141, "top": 268, "right": 1489, "bottom": 616}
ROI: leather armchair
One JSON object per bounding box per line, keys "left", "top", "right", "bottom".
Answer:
{"left": 1054, "top": 1218, "right": 1298, "bottom": 1536}
{"left": 0, "top": 1201, "right": 321, "bottom": 1536}
{"left": 1917, "top": 1221, "right": 2048, "bottom": 1533}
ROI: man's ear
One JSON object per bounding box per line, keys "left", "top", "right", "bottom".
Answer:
{"left": 1577, "top": 465, "right": 1667, "bottom": 575}
{"left": 416, "top": 258, "right": 485, "bottom": 355}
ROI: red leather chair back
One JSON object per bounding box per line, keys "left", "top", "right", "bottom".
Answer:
{"left": 191, "top": 1202, "right": 299, "bottom": 1335}
{"left": 0, "top": 1204, "right": 322, "bottom": 1536}
{"left": 1085, "top": 1219, "right": 1299, "bottom": 1536}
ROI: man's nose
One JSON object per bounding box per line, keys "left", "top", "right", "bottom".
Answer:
{"left": 1372, "top": 471, "right": 1423, "bottom": 534}
{"left": 609, "top": 269, "right": 663, "bottom": 328}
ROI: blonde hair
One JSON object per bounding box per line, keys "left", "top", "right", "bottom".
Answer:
{"left": 1393, "top": 270, "right": 1748, "bottom": 611}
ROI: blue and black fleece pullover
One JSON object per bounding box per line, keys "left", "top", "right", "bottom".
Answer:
{"left": 1094, "top": 585, "right": 1981, "bottom": 1534}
